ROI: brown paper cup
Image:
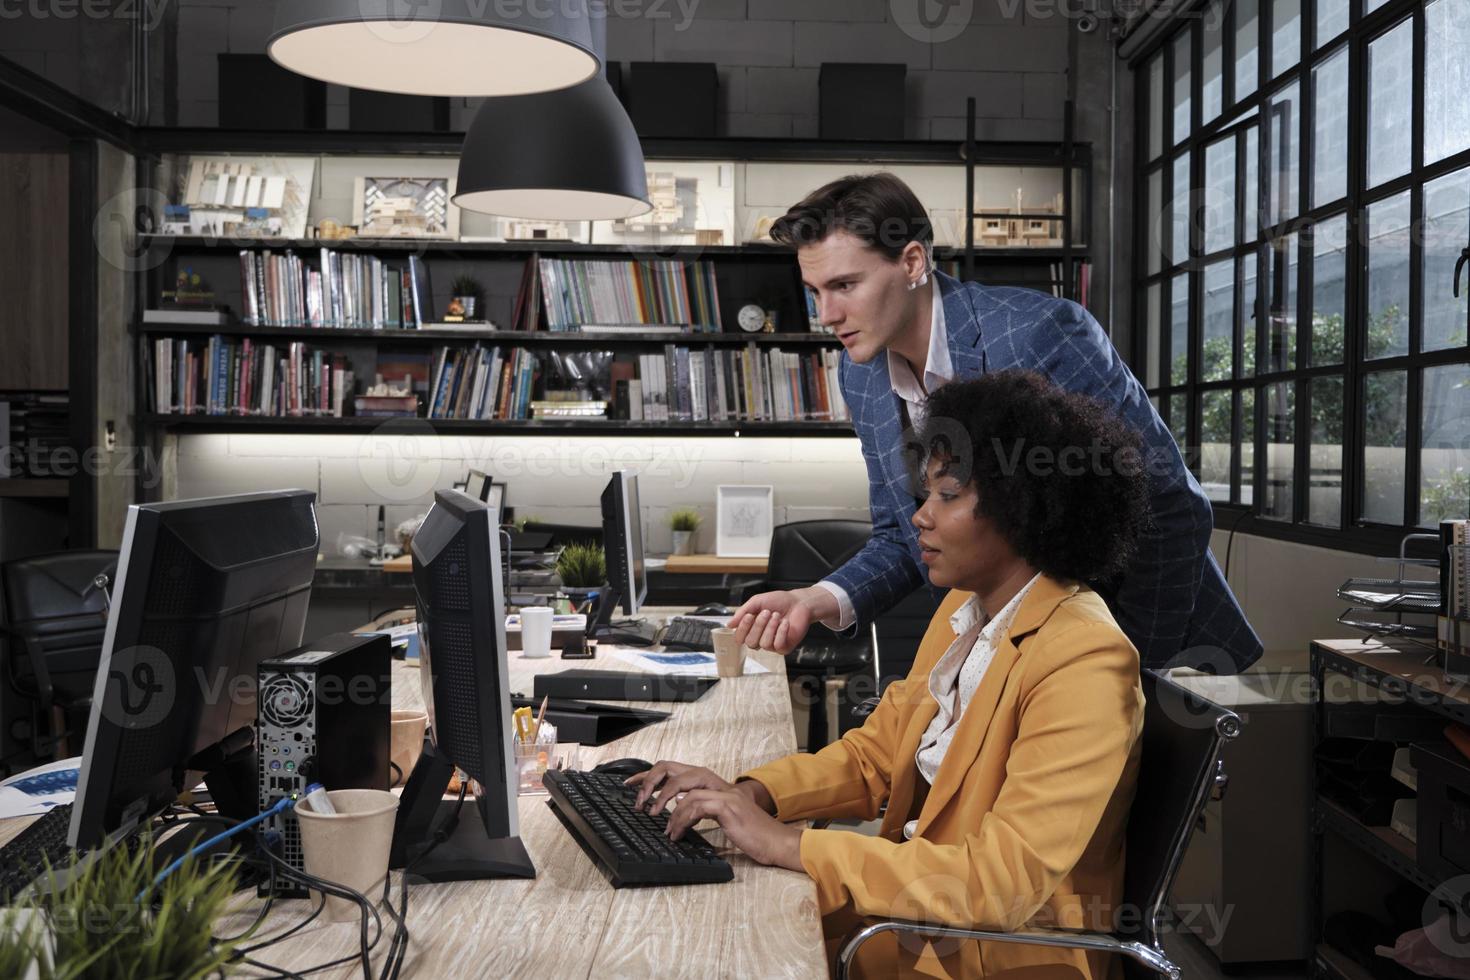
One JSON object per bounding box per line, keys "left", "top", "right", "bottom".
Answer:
{"left": 295, "top": 789, "right": 399, "bottom": 921}
{"left": 390, "top": 709, "right": 428, "bottom": 787}
{"left": 712, "top": 627, "right": 745, "bottom": 677}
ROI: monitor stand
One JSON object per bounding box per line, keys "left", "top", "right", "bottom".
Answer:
{"left": 389, "top": 742, "right": 534, "bottom": 881}
{"left": 586, "top": 588, "right": 659, "bottom": 646}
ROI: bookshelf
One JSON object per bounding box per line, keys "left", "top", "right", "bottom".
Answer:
{"left": 130, "top": 133, "right": 1092, "bottom": 458}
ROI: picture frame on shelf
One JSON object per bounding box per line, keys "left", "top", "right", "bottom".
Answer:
{"left": 716, "top": 485, "right": 774, "bottom": 558}
{"left": 177, "top": 155, "right": 316, "bottom": 239}
{"left": 353, "top": 176, "right": 460, "bottom": 239}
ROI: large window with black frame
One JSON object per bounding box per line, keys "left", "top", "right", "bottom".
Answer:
{"left": 1135, "top": 0, "right": 1470, "bottom": 545}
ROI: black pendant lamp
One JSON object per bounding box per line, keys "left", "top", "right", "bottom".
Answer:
{"left": 452, "top": 11, "right": 650, "bottom": 220}
{"left": 268, "top": 0, "right": 599, "bottom": 97}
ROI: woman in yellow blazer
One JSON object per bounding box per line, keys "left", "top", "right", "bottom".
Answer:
{"left": 629, "top": 371, "right": 1150, "bottom": 979}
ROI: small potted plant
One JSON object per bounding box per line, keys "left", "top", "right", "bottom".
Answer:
{"left": 449, "top": 274, "right": 485, "bottom": 321}
{"left": 556, "top": 541, "right": 607, "bottom": 604}
{"left": 670, "top": 509, "right": 701, "bottom": 556}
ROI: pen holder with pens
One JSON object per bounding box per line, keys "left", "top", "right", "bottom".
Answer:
{"left": 514, "top": 724, "right": 577, "bottom": 795}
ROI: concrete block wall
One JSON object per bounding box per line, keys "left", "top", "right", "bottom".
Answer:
{"left": 0, "top": 2, "right": 140, "bottom": 118}
{"left": 148, "top": 0, "right": 1076, "bottom": 141}
{"left": 172, "top": 434, "right": 870, "bottom": 558}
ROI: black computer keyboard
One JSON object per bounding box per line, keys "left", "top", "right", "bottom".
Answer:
{"left": 658, "top": 617, "right": 716, "bottom": 652}
{"left": 544, "top": 770, "right": 733, "bottom": 887}
{"left": 601, "top": 619, "right": 661, "bottom": 647}
{"left": 0, "top": 803, "right": 75, "bottom": 902}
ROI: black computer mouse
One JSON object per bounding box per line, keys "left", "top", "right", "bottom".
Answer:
{"left": 592, "top": 758, "right": 654, "bottom": 778}
{"left": 692, "top": 603, "right": 733, "bottom": 617}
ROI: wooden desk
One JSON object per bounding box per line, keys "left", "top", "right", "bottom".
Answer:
{"left": 662, "top": 554, "right": 768, "bottom": 575}
{"left": 2, "top": 609, "right": 825, "bottom": 977}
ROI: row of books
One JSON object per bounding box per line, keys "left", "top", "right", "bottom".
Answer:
{"left": 626, "top": 345, "right": 848, "bottom": 423}
{"left": 427, "top": 345, "right": 539, "bottom": 421}
{"left": 534, "top": 257, "right": 723, "bottom": 332}
{"left": 0, "top": 391, "right": 68, "bottom": 478}
{"left": 239, "top": 249, "right": 433, "bottom": 330}
{"left": 148, "top": 337, "right": 353, "bottom": 417}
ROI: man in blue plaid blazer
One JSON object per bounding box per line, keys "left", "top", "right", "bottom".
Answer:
{"left": 731, "top": 173, "right": 1260, "bottom": 673}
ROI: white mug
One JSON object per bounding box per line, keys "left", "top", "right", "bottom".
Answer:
{"left": 520, "top": 606, "right": 554, "bottom": 659}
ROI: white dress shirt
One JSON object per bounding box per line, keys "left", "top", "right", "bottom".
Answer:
{"left": 816, "top": 277, "right": 949, "bottom": 631}
{"left": 904, "top": 574, "right": 1041, "bottom": 840}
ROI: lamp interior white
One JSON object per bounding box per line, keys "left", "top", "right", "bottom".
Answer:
{"left": 268, "top": 23, "right": 597, "bottom": 97}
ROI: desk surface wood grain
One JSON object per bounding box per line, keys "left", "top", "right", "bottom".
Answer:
{"left": 1, "top": 609, "right": 826, "bottom": 979}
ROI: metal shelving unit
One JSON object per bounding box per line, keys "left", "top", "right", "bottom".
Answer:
{"left": 1310, "top": 638, "right": 1470, "bottom": 979}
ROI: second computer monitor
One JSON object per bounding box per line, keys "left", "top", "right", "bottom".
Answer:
{"left": 464, "top": 468, "right": 505, "bottom": 523}
{"left": 393, "top": 488, "right": 533, "bottom": 880}
{"left": 601, "top": 470, "right": 647, "bottom": 616}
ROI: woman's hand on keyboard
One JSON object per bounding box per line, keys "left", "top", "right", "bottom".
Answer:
{"left": 663, "top": 787, "right": 805, "bottom": 872}
{"left": 626, "top": 761, "right": 733, "bottom": 815}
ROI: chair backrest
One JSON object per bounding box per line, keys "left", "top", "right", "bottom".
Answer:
{"left": 522, "top": 522, "right": 603, "bottom": 550}
{"left": 1122, "top": 669, "right": 1240, "bottom": 956}
{"left": 764, "top": 520, "right": 872, "bottom": 589}
{"left": 2, "top": 550, "right": 118, "bottom": 681}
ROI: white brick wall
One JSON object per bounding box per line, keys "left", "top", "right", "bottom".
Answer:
{"left": 172, "top": 434, "right": 870, "bottom": 558}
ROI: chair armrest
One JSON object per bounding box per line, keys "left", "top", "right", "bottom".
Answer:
{"left": 852, "top": 697, "right": 881, "bottom": 721}
{"left": 837, "top": 920, "right": 1180, "bottom": 980}
{"left": 730, "top": 578, "right": 772, "bottom": 605}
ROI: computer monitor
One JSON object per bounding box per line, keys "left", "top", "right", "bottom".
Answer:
{"left": 601, "top": 470, "right": 646, "bottom": 617}
{"left": 70, "top": 490, "right": 320, "bottom": 850}
{"left": 464, "top": 468, "right": 505, "bottom": 522}
{"left": 389, "top": 489, "right": 534, "bottom": 881}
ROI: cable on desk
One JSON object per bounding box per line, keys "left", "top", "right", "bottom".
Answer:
{"left": 237, "top": 954, "right": 308, "bottom": 980}
{"left": 214, "top": 845, "right": 276, "bottom": 945}
{"left": 140, "top": 796, "right": 295, "bottom": 901}
{"left": 251, "top": 844, "right": 383, "bottom": 980}
{"left": 237, "top": 892, "right": 325, "bottom": 955}
{"left": 377, "top": 781, "right": 468, "bottom": 980}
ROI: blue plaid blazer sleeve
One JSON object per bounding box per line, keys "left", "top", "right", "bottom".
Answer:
{"left": 820, "top": 356, "right": 930, "bottom": 622}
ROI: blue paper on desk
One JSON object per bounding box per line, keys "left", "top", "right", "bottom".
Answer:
{"left": 606, "top": 646, "right": 770, "bottom": 677}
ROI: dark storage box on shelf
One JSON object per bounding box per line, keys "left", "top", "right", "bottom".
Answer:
{"left": 626, "top": 63, "right": 717, "bottom": 139}
{"left": 1412, "top": 741, "right": 1470, "bottom": 882}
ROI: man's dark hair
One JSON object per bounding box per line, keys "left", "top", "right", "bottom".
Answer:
{"left": 769, "top": 172, "right": 933, "bottom": 261}
{"left": 916, "top": 370, "right": 1152, "bottom": 585}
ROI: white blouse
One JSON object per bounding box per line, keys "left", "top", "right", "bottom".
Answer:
{"left": 904, "top": 574, "right": 1042, "bottom": 839}
{"left": 911, "top": 578, "right": 1040, "bottom": 787}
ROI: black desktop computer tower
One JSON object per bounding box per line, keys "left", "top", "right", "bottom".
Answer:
{"left": 256, "top": 632, "right": 391, "bottom": 897}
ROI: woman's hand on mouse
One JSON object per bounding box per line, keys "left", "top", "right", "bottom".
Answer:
{"left": 627, "top": 761, "right": 734, "bottom": 814}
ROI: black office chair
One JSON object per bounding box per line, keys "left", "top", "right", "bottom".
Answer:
{"left": 835, "top": 669, "right": 1241, "bottom": 980}
{"left": 1, "top": 550, "right": 118, "bottom": 762}
{"left": 737, "top": 520, "right": 874, "bottom": 752}
{"left": 522, "top": 521, "right": 603, "bottom": 550}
